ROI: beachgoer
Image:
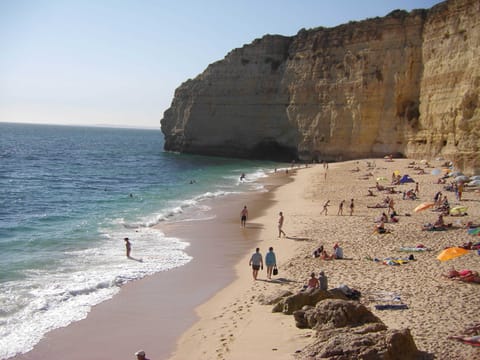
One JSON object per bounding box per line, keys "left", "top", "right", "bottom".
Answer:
{"left": 265, "top": 247, "right": 277, "bottom": 280}
{"left": 124, "top": 237, "right": 131, "bottom": 258}
{"left": 375, "top": 220, "right": 387, "bottom": 234}
{"left": 349, "top": 199, "right": 354, "bottom": 216}
{"left": 312, "top": 245, "right": 324, "bottom": 258}
{"left": 240, "top": 173, "right": 246, "bottom": 181}
{"left": 320, "top": 200, "right": 330, "bottom": 215}
{"left": 240, "top": 205, "right": 248, "bottom": 227}
{"left": 320, "top": 249, "right": 333, "bottom": 260}
{"left": 318, "top": 271, "right": 328, "bottom": 290}
{"left": 278, "top": 211, "right": 286, "bottom": 237}
{"left": 305, "top": 272, "right": 319, "bottom": 291}
{"left": 249, "top": 247, "right": 263, "bottom": 280}
{"left": 333, "top": 243, "right": 343, "bottom": 259}
{"left": 135, "top": 350, "right": 149, "bottom": 360}
{"left": 457, "top": 182, "right": 464, "bottom": 201}
{"left": 338, "top": 200, "right": 345, "bottom": 215}
{"left": 388, "top": 198, "right": 395, "bottom": 214}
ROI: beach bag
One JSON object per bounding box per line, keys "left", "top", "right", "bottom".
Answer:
{"left": 273, "top": 266, "right": 278, "bottom": 276}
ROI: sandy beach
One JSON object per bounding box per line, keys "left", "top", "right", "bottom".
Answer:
{"left": 11, "top": 158, "right": 480, "bottom": 360}
{"left": 169, "top": 158, "right": 480, "bottom": 360}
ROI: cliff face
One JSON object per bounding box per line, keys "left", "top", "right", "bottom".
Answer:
{"left": 161, "top": 0, "right": 480, "bottom": 172}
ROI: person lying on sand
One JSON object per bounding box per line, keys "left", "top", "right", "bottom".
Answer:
{"left": 443, "top": 269, "right": 480, "bottom": 283}
{"left": 368, "top": 203, "right": 388, "bottom": 208}
{"left": 448, "top": 335, "right": 480, "bottom": 346}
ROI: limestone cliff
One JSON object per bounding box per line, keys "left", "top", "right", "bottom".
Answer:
{"left": 161, "top": 0, "right": 480, "bottom": 173}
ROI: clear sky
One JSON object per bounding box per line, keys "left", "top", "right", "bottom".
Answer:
{"left": 0, "top": 0, "right": 442, "bottom": 129}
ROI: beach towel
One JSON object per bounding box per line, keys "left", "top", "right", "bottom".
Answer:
{"left": 374, "top": 304, "right": 409, "bottom": 310}
{"left": 398, "top": 247, "right": 430, "bottom": 252}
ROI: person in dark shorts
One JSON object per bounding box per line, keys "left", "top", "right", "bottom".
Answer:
{"left": 249, "top": 247, "right": 263, "bottom": 280}
{"left": 241, "top": 205, "right": 248, "bottom": 227}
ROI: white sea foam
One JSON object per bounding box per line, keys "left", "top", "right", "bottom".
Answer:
{"left": 0, "top": 227, "right": 191, "bottom": 359}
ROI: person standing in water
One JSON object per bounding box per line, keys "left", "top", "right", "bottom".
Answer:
{"left": 124, "top": 237, "right": 131, "bottom": 258}
{"left": 241, "top": 205, "right": 248, "bottom": 227}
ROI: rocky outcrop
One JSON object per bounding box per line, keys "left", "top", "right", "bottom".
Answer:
{"left": 161, "top": 0, "right": 480, "bottom": 173}
{"left": 293, "top": 299, "right": 422, "bottom": 360}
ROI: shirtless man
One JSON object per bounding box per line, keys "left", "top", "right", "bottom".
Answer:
{"left": 241, "top": 205, "right": 248, "bottom": 227}
{"left": 278, "top": 211, "right": 286, "bottom": 237}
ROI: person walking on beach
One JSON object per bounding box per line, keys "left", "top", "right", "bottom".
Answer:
{"left": 265, "top": 247, "right": 277, "bottom": 280}
{"left": 249, "top": 247, "right": 263, "bottom": 280}
{"left": 124, "top": 237, "right": 131, "bottom": 258}
{"left": 338, "top": 200, "right": 345, "bottom": 216}
{"left": 278, "top": 211, "right": 286, "bottom": 237}
{"left": 320, "top": 200, "right": 330, "bottom": 215}
{"left": 349, "top": 199, "right": 355, "bottom": 216}
{"left": 241, "top": 205, "right": 248, "bottom": 227}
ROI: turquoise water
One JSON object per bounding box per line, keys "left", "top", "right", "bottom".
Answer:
{"left": 0, "top": 123, "right": 278, "bottom": 358}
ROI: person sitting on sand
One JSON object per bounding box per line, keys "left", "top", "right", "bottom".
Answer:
{"left": 375, "top": 220, "right": 387, "bottom": 234}
{"left": 304, "top": 272, "right": 320, "bottom": 292}
{"left": 434, "top": 214, "right": 446, "bottom": 228}
{"left": 376, "top": 182, "right": 385, "bottom": 191}
{"left": 390, "top": 211, "right": 399, "bottom": 223}
{"left": 367, "top": 189, "right": 375, "bottom": 196}
{"left": 318, "top": 271, "right": 328, "bottom": 290}
{"left": 312, "top": 245, "right": 324, "bottom": 258}
{"left": 320, "top": 249, "right": 334, "bottom": 260}
{"left": 333, "top": 243, "right": 343, "bottom": 259}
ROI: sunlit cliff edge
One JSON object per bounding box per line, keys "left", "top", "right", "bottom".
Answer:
{"left": 161, "top": 0, "right": 479, "bottom": 173}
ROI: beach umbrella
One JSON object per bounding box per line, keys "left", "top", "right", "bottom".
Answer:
{"left": 455, "top": 175, "right": 469, "bottom": 183}
{"left": 450, "top": 206, "right": 468, "bottom": 216}
{"left": 431, "top": 169, "right": 441, "bottom": 176}
{"left": 437, "top": 247, "right": 470, "bottom": 261}
{"left": 414, "top": 202, "right": 435, "bottom": 212}
{"left": 376, "top": 176, "right": 388, "bottom": 182}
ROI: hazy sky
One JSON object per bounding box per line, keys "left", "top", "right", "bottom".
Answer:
{"left": 0, "top": 0, "right": 442, "bottom": 129}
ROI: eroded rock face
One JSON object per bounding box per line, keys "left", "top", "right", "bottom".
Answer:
{"left": 161, "top": 0, "right": 479, "bottom": 173}
{"left": 293, "top": 299, "right": 421, "bottom": 360}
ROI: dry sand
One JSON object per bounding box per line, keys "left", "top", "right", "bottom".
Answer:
{"left": 169, "top": 159, "right": 480, "bottom": 360}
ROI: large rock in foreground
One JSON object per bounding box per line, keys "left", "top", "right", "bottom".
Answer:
{"left": 161, "top": 0, "right": 479, "bottom": 173}
{"left": 294, "top": 299, "right": 422, "bottom": 360}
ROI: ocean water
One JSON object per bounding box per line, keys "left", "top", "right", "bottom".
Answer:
{"left": 0, "top": 123, "right": 278, "bottom": 359}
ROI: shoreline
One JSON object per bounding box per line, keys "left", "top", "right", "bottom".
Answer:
{"left": 10, "top": 169, "right": 292, "bottom": 360}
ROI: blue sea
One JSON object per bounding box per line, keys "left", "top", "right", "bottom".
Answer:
{"left": 0, "top": 123, "right": 279, "bottom": 359}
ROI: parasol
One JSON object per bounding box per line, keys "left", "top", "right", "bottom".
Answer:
{"left": 437, "top": 247, "right": 470, "bottom": 261}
